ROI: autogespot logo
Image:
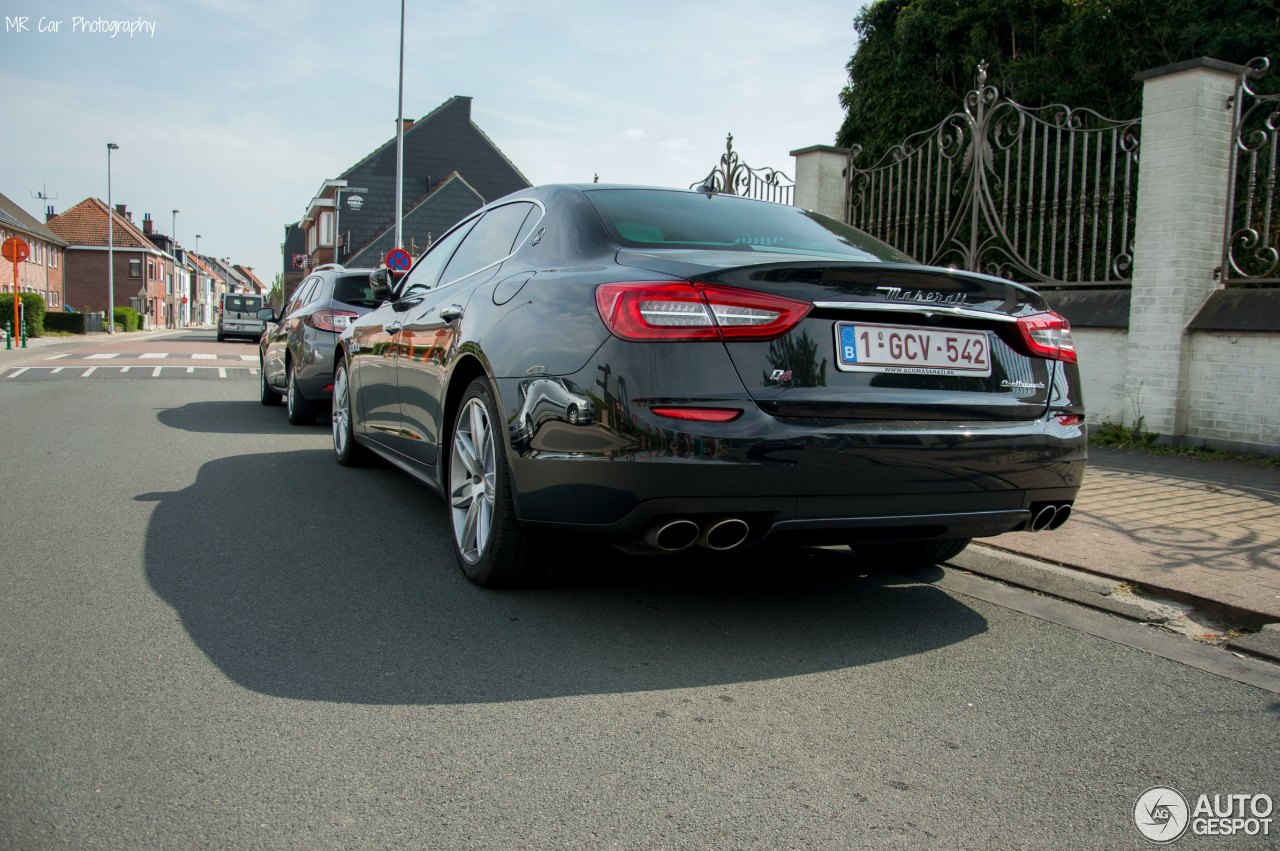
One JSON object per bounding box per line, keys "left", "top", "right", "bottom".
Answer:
{"left": 1135, "top": 787, "right": 1190, "bottom": 843}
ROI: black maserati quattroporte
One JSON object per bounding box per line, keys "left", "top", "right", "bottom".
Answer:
{"left": 333, "top": 185, "right": 1085, "bottom": 585}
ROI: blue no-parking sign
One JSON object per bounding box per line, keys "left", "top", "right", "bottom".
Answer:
{"left": 385, "top": 248, "right": 411, "bottom": 271}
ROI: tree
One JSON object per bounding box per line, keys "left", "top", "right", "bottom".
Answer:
{"left": 837, "top": 0, "right": 1280, "bottom": 161}
{"left": 269, "top": 273, "right": 283, "bottom": 311}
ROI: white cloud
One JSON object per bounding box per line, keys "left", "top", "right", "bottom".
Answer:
{"left": 623, "top": 128, "right": 647, "bottom": 141}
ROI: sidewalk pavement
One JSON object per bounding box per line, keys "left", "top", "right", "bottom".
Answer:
{"left": 981, "top": 446, "right": 1280, "bottom": 623}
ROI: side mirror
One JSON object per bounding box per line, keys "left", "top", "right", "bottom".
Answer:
{"left": 370, "top": 268, "right": 394, "bottom": 302}
{"left": 256, "top": 307, "right": 276, "bottom": 322}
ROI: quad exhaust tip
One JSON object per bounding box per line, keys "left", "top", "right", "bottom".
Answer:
{"left": 698, "top": 518, "right": 750, "bottom": 551}
{"left": 1029, "top": 503, "right": 1073, "bottom": 532}
{"left": 643, "top": 517, "right": 751, "bottom": 552}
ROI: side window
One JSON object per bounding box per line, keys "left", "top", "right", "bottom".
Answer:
{"left": 510, "top": 204, "right": 542, "bottom": 253}
{"left": 399, "top": 218, "right": 479, "bottom": 299}
{"left": 439, "top": 202, "right": 535, "bottom": 286}
{"left": 287, "top": 278, "right": 318, "bottom": 315}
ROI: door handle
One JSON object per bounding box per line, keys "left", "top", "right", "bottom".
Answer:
{"left": 386, "top": 321, "right": 403, "bottom": 333}
{"left": 438, "top": 304, "right": 464, "bottom": 322}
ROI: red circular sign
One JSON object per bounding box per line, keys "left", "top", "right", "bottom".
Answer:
{"left": 1, "top": 237, "right": 30, "bottom": 263}
{"left": 182, "top": 296, "right": 189, "bottom": 304}
{"left": 385, "top": 247, "right": 412, "bottom": 271}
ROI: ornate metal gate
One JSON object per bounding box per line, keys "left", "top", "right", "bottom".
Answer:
{"left": 1221, "top": 57, "right": 1280, "bottom": 286}
{"left": 691, "top": 134, "right": 795, "bottom": 205}
{"left": 845, "top": 62, "right": 1141, "bottom": 287}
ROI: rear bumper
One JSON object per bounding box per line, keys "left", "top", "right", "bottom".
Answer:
{"left": 507, "top": 410, "right": 1085, "bottom": 545}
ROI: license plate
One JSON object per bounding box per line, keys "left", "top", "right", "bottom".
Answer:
{"left": 835, "top": 321, "right": 992, "bottom": 377}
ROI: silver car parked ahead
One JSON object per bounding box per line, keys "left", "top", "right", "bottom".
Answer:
{"left": 258, "top": 264, "right": 381, "bottom": 424}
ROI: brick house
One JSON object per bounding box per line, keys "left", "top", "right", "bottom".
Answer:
{"left": 0, "top": 191, "right": 69, "bottom": 312}
{"left": 189, "top": 253, "right": 224, "bottom": 326}
{"left": 285, "top": 96, "right": 530, "bottom": 302}
{"left": 46, "top": 198, "right": 171, "bottom": 325}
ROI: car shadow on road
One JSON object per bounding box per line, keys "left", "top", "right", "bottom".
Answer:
{"left": 141, "top": 450, "right": 989, "bottom": 705}
{"left": 156, "top": 400, "right": 326, "bottom": 435}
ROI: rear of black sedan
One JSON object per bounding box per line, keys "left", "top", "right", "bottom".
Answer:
{"left": 335, "top": 185, "right": 1085, "bottom": 586}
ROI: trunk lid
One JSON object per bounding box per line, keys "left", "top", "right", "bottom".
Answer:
{"left": 616, "top": 250, "right": 1057, "bottom": 422}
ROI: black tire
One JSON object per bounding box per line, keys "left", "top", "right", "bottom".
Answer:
{"left": 286, "top": 360, "right": 317, "bottom": 425}
{"left": 849, "top": 537, "right": 972, "bottom": 568}
{"left": 216, "top": 331, "right": 225, "bottom": 342}
{"left": 259, "top": 360, "right": 282, "bottom": 406}
{"left": 331, "top": 360, "right": 369, "bottom": 466}
{"left": 447, "top": 378, "right": 544, "bottom": 587}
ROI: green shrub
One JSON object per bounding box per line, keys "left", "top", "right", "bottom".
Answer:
{"left": 1089, "top": 417, "right": 1159, "bottom": 449}
{"left": 113, "top": 306, "right": 140, "bottom": 332}
{"left": 43, "top": 311, "right": 87, "bottom": 334}
{"left": 0, "top": 292, "right": 47, "bottom": 337}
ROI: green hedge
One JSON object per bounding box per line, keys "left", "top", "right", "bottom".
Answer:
{"left": 113, "top": 306, "right": 140, "bottom": 332}
{"left": 43, "top": 311, "right": 87, "bottom": 334}
{"left": 0, "top": 293, "right": 46, "bottom": 338}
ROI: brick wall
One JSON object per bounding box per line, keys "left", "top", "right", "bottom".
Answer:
{"left": 1073, "top": 329, "right": 1130, "bottom": 425}
{"left": 1185, "top": 332, "right": 1280, "bottom": 452}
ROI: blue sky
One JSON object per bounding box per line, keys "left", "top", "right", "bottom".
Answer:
{"left": 1, "top": 0, "right": 860, "bottom": 280}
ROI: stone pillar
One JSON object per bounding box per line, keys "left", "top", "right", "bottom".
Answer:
{"left": 790, "top": 145, "right": 853, "bottom": 220}
{"left": 1126, "top": 58, "right": 1243, "bottom": 438}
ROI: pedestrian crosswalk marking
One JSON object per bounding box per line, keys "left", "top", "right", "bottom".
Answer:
{"left": 152, "top": 366, "right": 163, "bottom": 377}
{"left": 45, "top": 354, "right": 69, "bottom": 360}
{"left": 52, "top": 367, "right": 63, "bottom": 374}
{"left": 7, "top": 368, "right": 28, "bottom": 378}
{"left": 140, "top": 353, "right": 167, "bottom": 359}
{"left": 86, "top": 353, "right": 118, "bottom": 360}
{"left": 120, "top": 366, "right": 130, "bottom": 373}
{"left": 239, "top": 355, "right": 256, "bottom": 361}
{"left": 186, "top": 366, "right": 194, "bottom": 373}
{"left": 193, "top": 353, "right": 216, "bottom": 360}
{"left": 218, "top": 367, "right": 227, "bottom": 379}
{"left": 82, "top": 367, "right": 96, "bottom": 377}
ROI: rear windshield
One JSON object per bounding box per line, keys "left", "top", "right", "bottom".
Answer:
{"left": 225, "top": 295, "right": 262, "bottom": 313}
{"left": 332, "top": 274, "right": 381, "bottom": 308}
{"left": 585, "top": 188, "right": 911, "bottom": 263}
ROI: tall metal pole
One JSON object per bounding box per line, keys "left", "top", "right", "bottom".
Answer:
{"left": 107, "top": 143, "right": 119, "bottom": 334}
{"left": 171, "top": 209, "right": 179, "bottom": 327}
{"left": 394, "top": 0, "right": 406, "bottom": 249}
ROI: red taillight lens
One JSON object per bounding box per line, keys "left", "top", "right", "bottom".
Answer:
{"left": 1015, "top": 311, "right": 1077, "bottom": 363}
{"left": 307, "top": 309, "right": 358, "bottom": 333}
{"left": 595, "top": 282, "right": 810, "bottom": 342}
{"left": 650, "top": 406, "right": 743, "bottom": 422}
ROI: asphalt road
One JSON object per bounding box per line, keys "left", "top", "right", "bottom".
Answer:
{"left": 1, "top": 333, "right": 1277, "bottom": 848}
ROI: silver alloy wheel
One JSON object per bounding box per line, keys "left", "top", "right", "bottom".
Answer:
{"left": 449, "top": 397, "right": 497, "bottom": 565}
{"left": 332, "top": 365, "right": 350, "bottom": 457}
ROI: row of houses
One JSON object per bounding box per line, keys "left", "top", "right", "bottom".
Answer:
{"left": 0, "top": 191, "right": 265, "bottom": 329}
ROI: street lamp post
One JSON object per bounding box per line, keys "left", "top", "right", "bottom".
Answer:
{"left": 171, "top": 209, "right": 179, "bottom": 327}
{"left": 195, "top": 234, "right": 201, "bottom": 325}
{"left": 395, "top": 0, "right": 406, "bottom": 250}
{"left": 106, "top": 142, "right": 119, "bottom": 334}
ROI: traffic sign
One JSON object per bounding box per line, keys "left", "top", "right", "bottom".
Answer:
{"left": 2, "top": 237, "right": 30, "bottom": 263}
{"left": 385, "top": 247, "right": 411, "bottom": 271}
{"left": 291, "top": 253, "right": 307, "bottom": 270}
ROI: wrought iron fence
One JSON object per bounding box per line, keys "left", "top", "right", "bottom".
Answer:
{"left": 1222, "top": 57, "right": 1280, "bottom": 286}
{"left": 845, "top": 62, "right": 1141, "bottom": 288}
{"left": 691, "top": 134, "right": 794, "bottom": 205}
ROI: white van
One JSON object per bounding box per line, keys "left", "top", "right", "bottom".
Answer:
{"left": 217, "top": 292, "right": 266, "bottom": 342}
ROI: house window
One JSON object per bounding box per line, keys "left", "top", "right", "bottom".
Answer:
{"left": 307, "top": 225, "right": 317, "bottom": 253}
{"left": 129, "top": 259, "right": 141, "bottom": 278}
{"left": 320, "top": 211, "right": 334, "bottom": 247}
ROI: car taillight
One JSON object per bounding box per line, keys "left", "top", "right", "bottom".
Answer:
{"left": 650, "top": 406, "right": 743, "bottom": 422}
{"left": 595, "top": 282, "right": 810, "bottom": 342}
{"left": 1015, "top": 311, "right": 1077, "bottom": 363}
{"left": 307, "top": 309, "right": 358, "bottom": 332}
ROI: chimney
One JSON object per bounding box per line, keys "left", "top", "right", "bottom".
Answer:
{"left": 142, "top": 213, "right": 153, "bottom": 234}
{"left": 115, "top": 203, "right": 127, "bottom": 217}
{"left": 45, "top": 206, "right": 55, "bottom": 221}
{"left": 401, "top": 118, "right": 414, "bottom": 133}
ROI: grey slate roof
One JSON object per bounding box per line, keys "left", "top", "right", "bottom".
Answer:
{"left": 347, "top": 173, "right": 487, "bottom": 267}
